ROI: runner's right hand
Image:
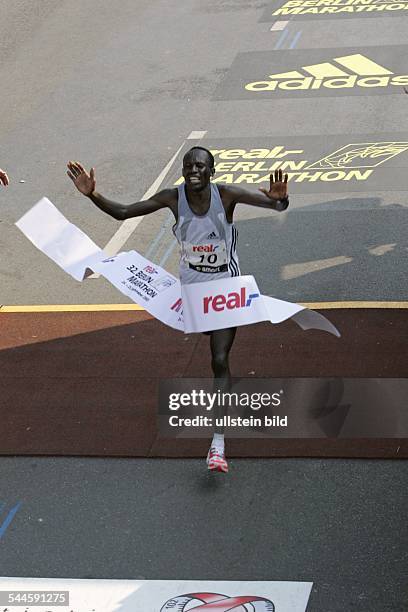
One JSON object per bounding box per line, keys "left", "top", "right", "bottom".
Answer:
{"left": 0, "top": 169, "right": 9, "bottom": 186}
{"left": 67, "top": 161, "right": 96, "bottom": 196}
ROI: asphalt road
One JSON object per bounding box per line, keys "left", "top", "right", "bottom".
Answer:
{"left": 0, "top": 2, "right": 407, "bottom": 611}
{"left": 0, "top": 0, "right": 407, "bottom": 304}
{"left": 0, "top": 457, "right": 407, "bottom": 612}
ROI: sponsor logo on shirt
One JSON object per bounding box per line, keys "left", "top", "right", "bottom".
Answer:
{"left": 192, "top": 244, "right": 219, "bottom": 252}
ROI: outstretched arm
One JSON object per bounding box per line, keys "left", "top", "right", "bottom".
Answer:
{"left": 224, "top": 169, "right": 289, "bottom": 213}
{"left": 0, "top": 169, "right": 9, "bottom": 186}
{"left": 67, "top": 161, "right": 176, "bottom": 220}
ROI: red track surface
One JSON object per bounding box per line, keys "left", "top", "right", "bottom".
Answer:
{"left": 0, "top": 309, "right": 406, "bottom": 457}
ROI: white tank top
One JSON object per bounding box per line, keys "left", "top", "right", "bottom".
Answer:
{"left": 173, "top": 183, "right": 240, "bottom": 285}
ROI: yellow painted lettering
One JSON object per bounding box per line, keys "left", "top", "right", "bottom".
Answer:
{"left": 274, "top": 148, "right": 304, "bottom": 159}
{"left": 266, "top": 146, "right": 286, "bottom": 158}
{"left": 252, "top": 162, "right": 270, "bottom": 171}
{"left": 229, "top": 162, "right": 256, "bottom": 172}
{"left": 294, "top": 171, "right": 323, "bottom": 182}
{"left": 245, "top": 81, "right": 278, "bottom": 91}
{"left": 357, "top": 76, "right": 390, "bottom": 87}
{"left": 391, "top": 75, "right": 408, "bottom": 85}
{"left": 321, "top": 171, "right": 346, "bottom": 181}
{"left": 235, "top": 174, "right": 259, "bottom": 184}
{"left": 278, "top": 77, "right": 313, "bottom": 90}
{"left": 242, "top": 149, "right": 271, "bottom": 159}
{"left": 323, "top": 75, "right": 357, "bottom": 88}
{"left": 254, "top": 174, "right": 275, "bottom": 184}
{"left": 212, "top": 174, "right": 234, "bottom": 184}
{"left": 278, "top": 160, "right": 308, "bottom": 171}
{"left": 311, "top": 79, "right": 323, "bottom": 89}
{"left": 272, "top": 7, "right": 302, "bottom": 13}
{"left": 215, "top": 162, "right": 236, "bottom": 172}
{"left": 219, "top": 149, "right": 246, "bottom": 160}
{"left": 210, "top": 150, "right": 226, "bottom": 158}
{"left": 344, "top": 170, "right": 372, "bottom": 181}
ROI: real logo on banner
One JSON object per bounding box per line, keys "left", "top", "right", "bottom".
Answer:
{"left": 161, "top": 592, "right": 275, "bottom": 612}
{"left": 181, "top": 276, "right": 267, "bottom": 333}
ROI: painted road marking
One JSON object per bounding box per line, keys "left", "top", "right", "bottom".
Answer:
{"left": 133, "top": 130, "right": 208, "bottom": 268}
{"left": 1, "top": 302, "right": 408, "bottom": 313}
{"left": 0, "top": 502, "right": 22, "bottom": 540}
{"left": 100, "top": 143, "right": 185, "bottom": 258}
{"left": 261, "top": 0, "right": 408, "bottom": 21}
{"left": 0, "top": 304, "right": 144, "bottom": 312}
{"left": 169, "top": 134, "right": 408, "bottom": 193}
{"left": 290, "top": 31, "right": 302, "bottom": 49}
{"left": 213, "top": 45, "right": 408, "bottom": 100}
{"left": 158, "top": 236, "right": 178, "bottom": 268}
{"left": 274, "top": 28, "right": 289, "bottom": 49}
{"left": 188, "top": 131, "right": 208, "bottom": 139}
{"left": 144, "top": 211, "right": 174, "bottom": 261}
{"left": 89, "top": 130, "right": 208, "bottom": 279}
{"left": 270, "top": 20, "right": 289, "bottom": 30}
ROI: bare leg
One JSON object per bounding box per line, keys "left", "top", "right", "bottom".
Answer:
{"left": 206, "top": 328, "right": 237, "bottom": 472}
{"left": 210, "top": 326, "right": 237, "bottom": 381}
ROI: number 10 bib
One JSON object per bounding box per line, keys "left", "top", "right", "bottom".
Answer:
{"left": 183, "top": 239, "right": 228, "bottom": 274}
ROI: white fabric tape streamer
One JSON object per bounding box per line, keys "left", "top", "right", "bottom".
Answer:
{"left": 15, "top": 198, "right": 340, "bottom": 337}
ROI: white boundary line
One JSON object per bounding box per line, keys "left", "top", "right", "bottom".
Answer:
{"left": 271, "top": 21, "right": 288, "bottom": 31}
{"left": 102, "top": 144, "right": 184, "bottom": 256}
{"left": 89, "top": 131, "right": 206, "bottom": 278}
{"left": 103, "top": 130, "right": 206, "bottom": 255}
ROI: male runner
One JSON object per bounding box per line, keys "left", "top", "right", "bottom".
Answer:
{"left": 0, "top": 169, "right": 9, "bottom": 186}
{"left": 67, "top": 147, "right": 289, "bottom": 473}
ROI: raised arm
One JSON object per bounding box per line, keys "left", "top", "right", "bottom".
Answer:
{"left": 67, "top": 161, "right": 176, "bottom": 220}
{"left": 224, "top": 169, "right": 289, "bottom": 214}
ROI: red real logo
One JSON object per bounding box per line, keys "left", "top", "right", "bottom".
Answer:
{"left": 161, "top": 592, "right": 275, "bottom": 611}
{"left": 203, "top": 288, "right": 260, "bottom": 314}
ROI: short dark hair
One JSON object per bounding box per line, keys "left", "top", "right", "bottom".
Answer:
{"left": 183, "top": 146, "right": 215, "bottom": 169}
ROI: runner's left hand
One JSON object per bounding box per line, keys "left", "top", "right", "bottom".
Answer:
{"left": 259, "top": 169, "right": 288, "bottom": 209}
{"left": 0, "top": 169, "right": 9, "bottom": 186}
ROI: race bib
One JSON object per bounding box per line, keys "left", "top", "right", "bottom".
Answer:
{"left": 183, "top": 240, "right": 228, "bottom": 273}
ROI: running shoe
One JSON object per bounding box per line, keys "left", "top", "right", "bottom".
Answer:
{"left": 206, "top": 446, "right": 229, "bottom": 473}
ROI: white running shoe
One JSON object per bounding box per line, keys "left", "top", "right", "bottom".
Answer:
{"left": 206, "top": 446, "right": 229, "bottom": 473}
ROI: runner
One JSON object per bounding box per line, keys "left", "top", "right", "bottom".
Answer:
{"left": 67, "top": 147, "right": 289, "bottom": 473}
{"left": 0, "top": 169, "right": 9, "bottom": 186}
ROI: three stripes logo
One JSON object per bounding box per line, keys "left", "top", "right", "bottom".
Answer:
{"left": 245, "top": 53, "right": 408, "bottom": 92}
{"left": 161, "top": 592, "right": 275, "bottom": 612}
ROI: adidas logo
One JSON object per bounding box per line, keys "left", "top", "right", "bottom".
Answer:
{"left": 207, "top": 231, "right": 218, "bottom": 239}
{"left": 245, "top": 54, "right": 408, "bottom": 92}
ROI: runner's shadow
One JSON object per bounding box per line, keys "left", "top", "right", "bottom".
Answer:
{"left": 237, "top": 196, "right": 408, "bottom": 302}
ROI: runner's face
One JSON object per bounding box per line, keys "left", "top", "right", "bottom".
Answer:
{"left": 182, "top": 150, "right": 213, "bottom": 191}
